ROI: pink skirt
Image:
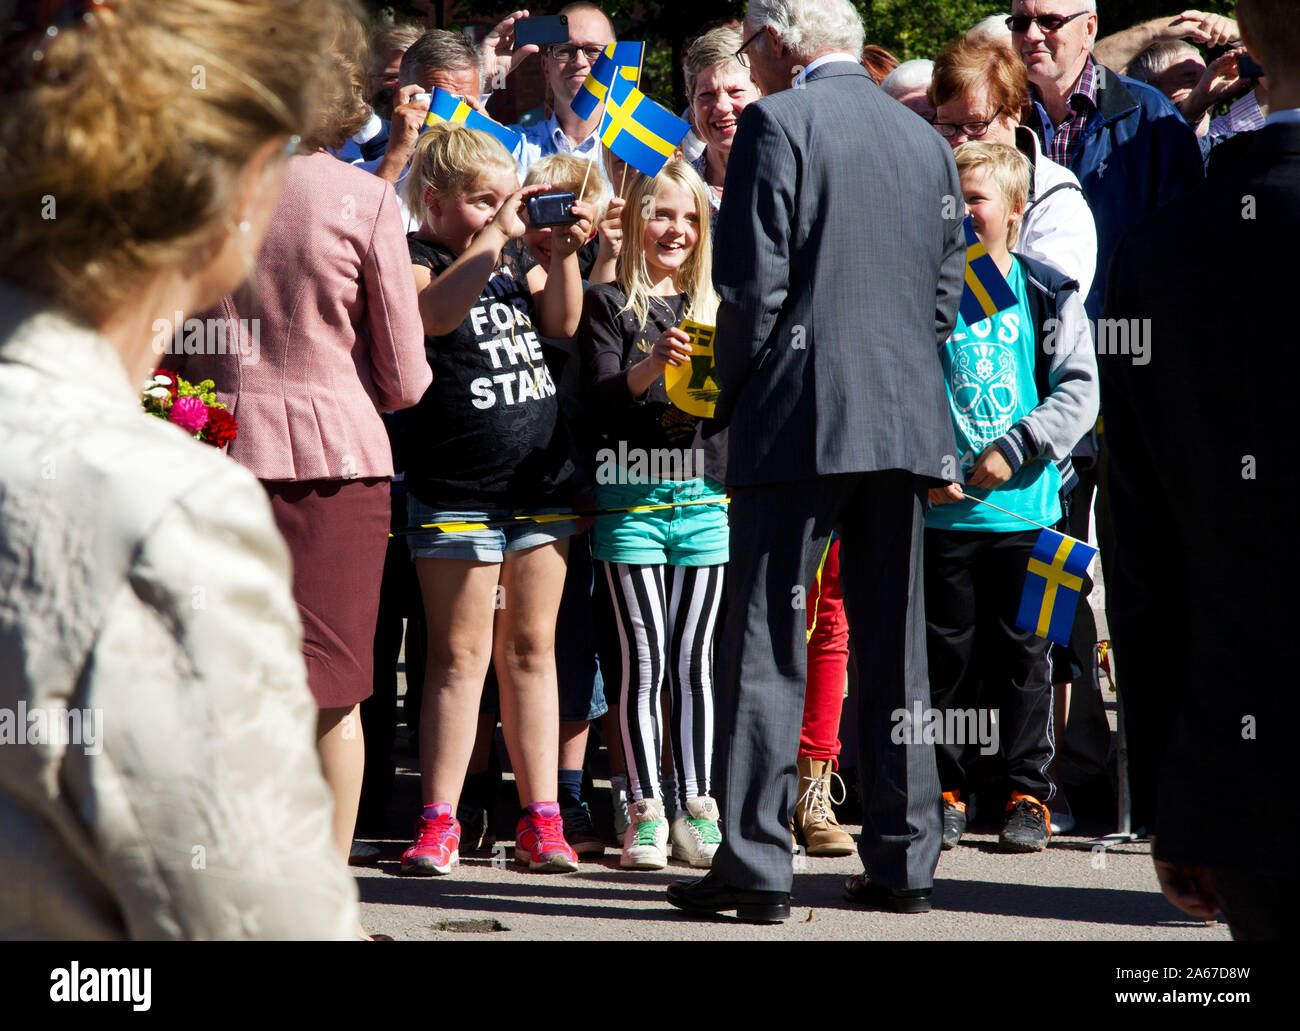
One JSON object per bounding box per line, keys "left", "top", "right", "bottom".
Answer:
{"left": 264, "top": 477, "right": 390, "bottom": 709}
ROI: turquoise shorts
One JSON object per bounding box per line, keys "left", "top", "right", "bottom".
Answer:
{"left": 592, "top": 478, "right": 729, "bottom": 566}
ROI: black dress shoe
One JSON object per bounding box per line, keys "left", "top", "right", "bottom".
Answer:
{"left": 842, "top": 874, "right": 932, "bottom": 913}
{"left": 666, "top": 872, "right": 791, "bottom": 923}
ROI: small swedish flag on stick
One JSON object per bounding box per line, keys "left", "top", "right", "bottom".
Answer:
{"left": 423, "top": 88, "right": 523, "bottom": 156}
{"left": 571, "top": 42, "right": 645, "bottom": 120}
{"left": 1013, "top": 527, "right": 1098, "bottom": 646}
{"left": 959, "top": 214, "right": 1018, "bottom": 325}
{"left": 955, "top": 492, "right": 1097, "bottom": 647}
{"left": 599, "top": 75, "right": 691, "bottom": 178}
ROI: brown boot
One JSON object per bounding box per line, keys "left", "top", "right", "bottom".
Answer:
{"left": 795, "top": 757, "right": 855, "bottom": 856}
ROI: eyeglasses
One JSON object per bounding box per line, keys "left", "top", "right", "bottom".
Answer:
{"left": 930, "top": 108, "right": 1004, "bottom": 139}
{"left": 734, "top": 28, "right": 763, "bottom": 68}
{"left": 1005, "top": 11, "right": 1088, "bottom": 33}
{"left": 548, "top": 43, "right": 606, "bottom": 63}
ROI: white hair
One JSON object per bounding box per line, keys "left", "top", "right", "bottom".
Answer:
{"left": 747, "top": 0, "right": 865, "bottom": 61}
{"left": 1008, "top": 0, "right": 1096, "bottom": 13}
{"left": 881, "top": 59, "right": 934, "bottom": 99}
{"left": 967, "top": 14, "right": 1013, "bottom": 43}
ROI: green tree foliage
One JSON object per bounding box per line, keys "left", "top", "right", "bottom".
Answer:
{"left": 856, "top": 0, "right": 1006, "bottom": 60}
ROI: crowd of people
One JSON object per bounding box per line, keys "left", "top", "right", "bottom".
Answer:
{"left": 0, "top": 0, "right": 1292, "bottom": 941}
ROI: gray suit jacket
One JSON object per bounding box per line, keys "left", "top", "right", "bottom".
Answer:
{"left": 712, "top": 61, "right": 965, "bottom": 486}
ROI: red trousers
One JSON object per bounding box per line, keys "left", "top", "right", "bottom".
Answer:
{"left": 801, "top": 537, "right": 849, "bottom": 765}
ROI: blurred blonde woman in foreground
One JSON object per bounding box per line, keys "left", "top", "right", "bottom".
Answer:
{"left": 0, "top": 0, "right": 362, "bottom": 940}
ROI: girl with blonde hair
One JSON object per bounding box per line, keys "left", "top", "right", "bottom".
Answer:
{"left": 577, "top": 159, "right": 728, "bottom": 870}
{"left": 397, "top": 123, "right": 597, "bottom": 876}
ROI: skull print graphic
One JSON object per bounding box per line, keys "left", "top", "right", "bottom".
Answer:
{"left": 950, "top": 331, "right": 1022, "bottom": 455}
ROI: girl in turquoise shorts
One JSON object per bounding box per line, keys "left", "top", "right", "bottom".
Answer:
{"left": 577, "top": 159, "right": 727, "bottom": 870}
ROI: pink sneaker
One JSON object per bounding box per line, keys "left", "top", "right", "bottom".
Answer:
{"left": 515, "top": 802, "right": 579, "bottom": 873}
{"left": 401, "top": 808, "right": 460, "bottom": 876}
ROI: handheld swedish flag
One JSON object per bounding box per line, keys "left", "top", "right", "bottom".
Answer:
{"left": 599, "top": 75, "right": 691, "bottom": 178}
{"left": 571, "top": 42, "right": 645, "bottom": 120}
{"left": 423, "top": 88, "right": 523, "bottom": 156}
{"left": 959, "top": 214, "right": 1019, "bottom": 325}
{"left": 1014, "top": 528, "right": 1097, "bottom": 646}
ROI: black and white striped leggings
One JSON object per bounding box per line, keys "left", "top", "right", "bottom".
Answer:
{"left": 600, "top": 562, "right": 724, "bottom": 809}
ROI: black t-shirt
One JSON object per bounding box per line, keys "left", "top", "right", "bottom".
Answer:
{"left": 400, "top": 235, "right": 573, "bottom": 510}
{"left": 577, "top": 282, "right": 727, "bottom": 482}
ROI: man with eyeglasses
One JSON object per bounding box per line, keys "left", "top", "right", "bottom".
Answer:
{"left": 497, "top": 3, "right": 618, "bottom": 177}
{"left": 1009, "top": 0, "right": 1203, "bottom": 320}
{"left": 666, "top": 0, "right": 965, "bottom": 924}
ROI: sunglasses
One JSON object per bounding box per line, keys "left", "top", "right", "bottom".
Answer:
{"left": 1005, "top": 12, "right": 1088, "bottom": 33}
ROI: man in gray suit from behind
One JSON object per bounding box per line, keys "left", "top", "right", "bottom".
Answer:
{"left": 667, "top": 0, "right": 965, "bottom": 923}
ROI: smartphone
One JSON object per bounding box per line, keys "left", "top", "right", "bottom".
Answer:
{"left": 1237, "top": 52, "right": 1265, "bottom": 79}
{"left": 527, "top": 191, "right": 579, "bottom": 228}
{"left": 514, "top": 15, "right": 570, "bottom": 49}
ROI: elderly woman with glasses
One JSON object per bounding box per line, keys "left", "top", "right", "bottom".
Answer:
{"left": 928, "top": 35, "right": 1096, "bottom": 298}
{"left": 683, "top": 25, "right": 763, "bottom": 226}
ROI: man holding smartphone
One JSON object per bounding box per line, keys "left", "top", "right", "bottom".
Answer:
{"left": 485, "top": 4, "right": 617, "bottom": 178}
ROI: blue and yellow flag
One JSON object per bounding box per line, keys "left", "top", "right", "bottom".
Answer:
{"left": 959, "top": 215, "right": 1018, "bottom": 325}
{"left": 423, "top": 88, "right": 523, "bottom": 156}
{"left": 1014, "top": 528, "right": 1097, "bottom": 646}
{"left": 599, "top": 75, "right": 691, "bottom": 178}
{"left": 571, "top": 42, "right": 645, "bottom": 120}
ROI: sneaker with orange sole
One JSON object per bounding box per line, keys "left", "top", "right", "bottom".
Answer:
{"left": 941, "top": 790, "right": 967, "bottom": 851}
{"left": 998, "top": 793, "right": 1051, "bottom": 852}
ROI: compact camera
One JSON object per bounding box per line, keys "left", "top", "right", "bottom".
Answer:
{"left": 526, "top": 191, "right": 580, "bottom": 228}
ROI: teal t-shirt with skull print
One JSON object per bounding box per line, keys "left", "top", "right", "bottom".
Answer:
{"left": 926, "top": 257, "right": 1062, "bottom": 533}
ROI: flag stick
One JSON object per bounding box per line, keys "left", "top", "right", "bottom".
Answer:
{"left": 619, "top": 163, "right": 628, "bottom": 197}
{"left": 958, "top": 491, "right": 1056, "bottom": 533}
{"left": 577, "top": 156, "right": 593, "bottom": 201}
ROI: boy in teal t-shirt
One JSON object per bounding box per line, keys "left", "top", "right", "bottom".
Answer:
{"left": 925, "top": 255, "right": 1060, "bottom": 534}
{"left": 925, "top": 143, "right": 1099, "bottom": 856}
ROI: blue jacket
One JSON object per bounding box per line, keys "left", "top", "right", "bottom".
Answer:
{"left": 1028, "top": 62, "right": 1203, "bottom": 319}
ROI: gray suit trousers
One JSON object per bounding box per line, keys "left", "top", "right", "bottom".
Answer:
{"left": 711, "top": 470, "right": 942, "bottom": 893}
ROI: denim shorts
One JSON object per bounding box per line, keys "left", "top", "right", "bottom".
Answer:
{"left": 405, "top": 495, "right": 579, "bottom": 562}
{"left": 592, "top": 478, "right": 729, "bottom": 566}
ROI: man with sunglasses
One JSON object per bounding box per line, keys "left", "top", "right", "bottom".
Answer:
{"left": 1010, "top": 1, "right": 1203, "bottom": 321}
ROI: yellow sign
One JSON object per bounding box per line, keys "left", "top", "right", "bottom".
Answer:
{"left": 663, "top": 319, "right": 719, "bottom": 418}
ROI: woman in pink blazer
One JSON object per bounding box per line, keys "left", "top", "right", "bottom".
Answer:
{"left": 176, "top": 31, "right": 431, "bottom": 905}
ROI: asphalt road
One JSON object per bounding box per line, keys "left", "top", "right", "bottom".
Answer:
{"left": 354, "top": 816, "right": 1228, "bottom": 941}
{"left": 359, "top": 590, "right": 1228, "bottom": 942}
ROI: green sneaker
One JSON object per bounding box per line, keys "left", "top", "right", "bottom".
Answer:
{"left": 620, "top": 798, "right": 668, "bottom": 869}
{"left": 670, "top": 796, "right": 722, "bottom": 867}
